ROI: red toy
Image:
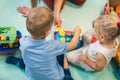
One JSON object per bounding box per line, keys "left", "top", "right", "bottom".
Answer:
{"left": 104, "top": 4, "right": 109, "bottom": 15}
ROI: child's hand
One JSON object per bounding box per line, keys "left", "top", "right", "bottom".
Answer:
{"left": 79, "top": 54, "right": 87, "bottom": 62}
{"left": 17, "top": 6, "right": 30, "bottom": 17}
{"left": 73, "top": 26, "right": 81, "bottom": 34}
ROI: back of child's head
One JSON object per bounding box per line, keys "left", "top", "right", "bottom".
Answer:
{"left": 94, "top": 15, "right": 120, "bottom": 41}
{"left": 26, "top": 6, "right": 54, "bottom": 39}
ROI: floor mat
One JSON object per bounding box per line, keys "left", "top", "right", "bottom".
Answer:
{"left": 0, "top": 0, "right": 120, "bottom": 80}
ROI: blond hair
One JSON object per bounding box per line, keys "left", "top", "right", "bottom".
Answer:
{"left": 94, "top": 15, "right": 120, "bottom": 41}
{"left": 26, "top": 6, "right": 54, "bottom": 39}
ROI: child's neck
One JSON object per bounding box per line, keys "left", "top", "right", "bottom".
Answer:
{"left": 30, "top": 35, "right": 44, "bottom": 40}
{"left": 100, "top": 39, "right": 117, "bottom": 49}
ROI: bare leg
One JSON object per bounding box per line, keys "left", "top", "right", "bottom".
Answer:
{"left": 64, "top": 56, "right": 69, "bottom": 69}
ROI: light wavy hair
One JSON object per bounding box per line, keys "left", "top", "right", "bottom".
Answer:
{"left": 94, "top": 15, "right": 120, "bottom": 41}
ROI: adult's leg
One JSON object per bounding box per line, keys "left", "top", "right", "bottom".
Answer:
{"left": 43, "top": 0, "right": 66, "bottom": 11}
{"left": 69, "top": 0, "right": 86, "bottom": 5}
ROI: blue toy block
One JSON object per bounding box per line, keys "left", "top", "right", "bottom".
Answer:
{"left": 17, "top": 30, "right": 22, "bottom": 38}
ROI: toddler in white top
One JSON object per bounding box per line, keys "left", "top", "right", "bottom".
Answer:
{"left": 67, "top": 15, "right": 120, "bottom": 71}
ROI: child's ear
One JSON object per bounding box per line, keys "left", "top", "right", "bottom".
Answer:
{"left": 119, "top": 42, "right": 120, "bottom": 47}
{"left": 101, "top": 34, "right": 106, "bottom": 41}
{"left": 92, "top": 21, "right": 95, "bottom": 28}
{"left": 45, "top": 30, "right": 50, "bottom": 36}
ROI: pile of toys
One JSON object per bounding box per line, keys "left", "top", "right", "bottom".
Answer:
{"left": 0, "top": 27, "right": 22, "bottom": 54}
{"left": 54, "top": 25, "right": 83, "bottom": 49}
{"left": 104, "top": 0, "right": 120, "bottom": 18}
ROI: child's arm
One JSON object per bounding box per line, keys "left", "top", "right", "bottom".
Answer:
{"left": 79, "top": 53, "right": 106, "bottom": 71}
{"left": 67, "top": 26, "right": 81, "bottom": 51}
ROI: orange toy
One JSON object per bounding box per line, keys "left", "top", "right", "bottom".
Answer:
{"left": 114, "top": 46, "right": 120, "bottom": 66}
{"left": 116, "top": 5, "right": 120, "bottom": 14}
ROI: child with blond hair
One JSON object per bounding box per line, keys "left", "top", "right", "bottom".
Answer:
{"left": 67, "top": 15, "right": 120, "bottom": 71}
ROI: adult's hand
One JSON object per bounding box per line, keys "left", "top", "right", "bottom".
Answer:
{"left": 54, "top": 13, "right": 62, "bottom": 27}
{"left": 17, "top": 6, "right": 31, "bottom": 17}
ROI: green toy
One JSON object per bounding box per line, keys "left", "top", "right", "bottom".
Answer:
{"left": 0, "top": 27, "right": 16, "bottom": 43}
{"left": 0, "top": 26, "right": 22, "bottom": 54}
